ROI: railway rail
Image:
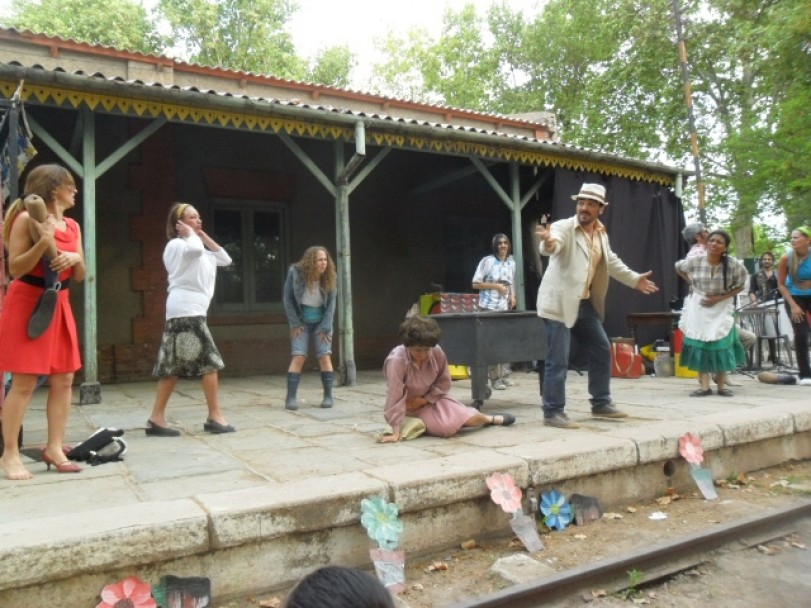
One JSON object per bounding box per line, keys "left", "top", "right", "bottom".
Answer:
{"left": 448, "top": 499, "right": 811, "bottom": 608}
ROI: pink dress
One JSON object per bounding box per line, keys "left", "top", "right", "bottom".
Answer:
{"left": 383, "top": 345, "right": 478, "bottom": 438}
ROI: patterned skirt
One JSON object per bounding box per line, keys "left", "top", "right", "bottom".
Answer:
{"left": 152, "top": 316, "right": 224, "bottom": 378}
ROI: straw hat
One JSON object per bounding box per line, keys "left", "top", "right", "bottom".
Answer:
{"left": 571, "top": 183, "right": 607, "bottom": 205}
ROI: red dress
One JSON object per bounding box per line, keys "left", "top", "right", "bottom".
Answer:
{"left": 0, "top": 217, "right": 81, "bottom": 374}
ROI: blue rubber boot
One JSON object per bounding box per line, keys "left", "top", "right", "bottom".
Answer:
{"left": 285, "top": 372, "right": 300, "bottom": 410}
{"left": 320, "top": 371, "right": 334, "bottom": 408}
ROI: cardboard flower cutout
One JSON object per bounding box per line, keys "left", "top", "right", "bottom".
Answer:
{"left": 540, "top": 489, "right": 573, "bottom": 531}
{"left": 679, "top": 432, "right": 717, "bottom": 500}
{"left": 485, "top": 472, "right": 523, "bottom": 516}
{"left": 361, "top": 497, "right": 407, "bottom": 593}
{"left": 678, "top": 432, "right": 704, "bottom": 465}
{"left": 486, "top": 473, "right": 544, "bottom": 552}
{"left": 96, "top": 576, "right": 156, "bottom": 608}
{"left": 361, "top": 496, "right": 403, "bottom": 550}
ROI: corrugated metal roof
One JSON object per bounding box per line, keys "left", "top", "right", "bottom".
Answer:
{"left": 0, "top": 28, "right": 556, "bottom": 134}
{"left": 0, "top": 28, "right": 682, "bottom": 183}
{"left": 6, "top": 61, "right": 574, "bottom": 147}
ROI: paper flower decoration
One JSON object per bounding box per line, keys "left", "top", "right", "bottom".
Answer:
{"left": 96, "top": 576, "right": 156, "bottom": 608}
{"left": 679, "top": 432, "right": 704, "bottom": 465}
{"left": 485, "top": 472, "right": 523, "bottom": 515}
{"left": 540, "top": 489, "right": 573, "bottom": 531}
{"left": 361, "top": 497, "right": 404, "bottom": 550}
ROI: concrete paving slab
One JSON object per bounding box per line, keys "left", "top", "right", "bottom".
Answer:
{"left": 500, "top": 435, "right": 639, "bottom": 485}
{"left": 125, "top": 438, "right": 245, "bottom": 482}
{"left": 198, "top": 472, "right": 388, "bottom": 547}
{"left": 602, "top": 420, "right": 725, "bottom": 464}
{"left": 139, "top": 469, "right": 272, "bottom": 501}
{"left": 364, "top": 450, "right": 529, "bottom": 512}
{"left": 244, "top": 445, "right": 371, "bottom": 482}
{"left": 0, "top": 471, "right": 140, "bottom": 523}
{"left": 701, "top": 409, "right": 795, "bottom": 446}
{"left": 0, "top": 499, "right": 208, "bottom": 589}
{"left": 0, "top": 369, "right": 809, "bottom": 606}
{"left": 208, "top": 426, "right": 311, "bottom": 451}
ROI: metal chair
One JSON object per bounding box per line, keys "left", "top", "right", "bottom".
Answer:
{"left": 737, "top": 307, "right": 794, "bottom": 370}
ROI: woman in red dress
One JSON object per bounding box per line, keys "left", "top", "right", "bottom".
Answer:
{"left": 0, "top": 164, "right": 85, "bottom": 480}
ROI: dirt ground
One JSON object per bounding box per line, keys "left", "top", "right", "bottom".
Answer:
{"left": 229, "top": 459, "right": 811, "bottom": 608}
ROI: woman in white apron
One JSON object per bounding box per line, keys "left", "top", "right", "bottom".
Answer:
{"left": 675, "top": 230, "right": 748, "bottom": 396}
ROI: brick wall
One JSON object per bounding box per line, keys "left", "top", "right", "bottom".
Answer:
{"left": 108, "top": 125, "right": 175, "bottom": 382}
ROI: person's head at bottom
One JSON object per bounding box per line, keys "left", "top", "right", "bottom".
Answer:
{"left": 284, "top": 566, "right": 395, "bottom": 608}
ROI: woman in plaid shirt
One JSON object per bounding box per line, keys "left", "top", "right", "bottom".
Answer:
{"left": 675, "top": 230, "right": 748, "bottom": 397}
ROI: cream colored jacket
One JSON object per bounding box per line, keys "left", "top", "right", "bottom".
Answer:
{"left": 536, "top": 215, "right": 641, "bottom": 328}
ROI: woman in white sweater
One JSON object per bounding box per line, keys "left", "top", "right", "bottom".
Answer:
{"left": 146, "top": 203, "right": 235, "bottom": 436}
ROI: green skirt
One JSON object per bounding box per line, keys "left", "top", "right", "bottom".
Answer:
{"left": 681, "top": 325, "right": 745, "bottom": 374}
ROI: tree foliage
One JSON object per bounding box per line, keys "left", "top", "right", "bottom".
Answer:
{"left": 4, "top": 0, "right": 357, "bottom": 87}
{"left": 307, "top": 45, "right": 355, "bottom": 89}
{"left": 158, "top": 0, "right": 306, "bottom": 79}
{"left": 370, "top": 0, "right": 810, "bottom": 250}
{"left": 4, "top": 0, "right": 807, "bottom": 238}
{"left": 7, "top": 0, "right": 166, "bottom": 54}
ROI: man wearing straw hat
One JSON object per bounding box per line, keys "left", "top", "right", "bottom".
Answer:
{"left": 535, "top": 183, "right": 659, "bottom": 429}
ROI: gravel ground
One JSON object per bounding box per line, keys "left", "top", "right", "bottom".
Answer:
{"left": 220, "top": 459, "right": 811, "bottom": 608}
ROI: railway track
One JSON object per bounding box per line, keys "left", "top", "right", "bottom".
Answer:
{"left": 447, "top": 499, "right": 811, "bottom": 608}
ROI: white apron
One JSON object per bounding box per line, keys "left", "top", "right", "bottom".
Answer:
{"left": 679, "top": 291, "right": 735, "bottom": 343}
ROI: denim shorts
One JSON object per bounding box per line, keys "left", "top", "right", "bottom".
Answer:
{"left": 291, "top": 322, "right": 332, "bottom": 358}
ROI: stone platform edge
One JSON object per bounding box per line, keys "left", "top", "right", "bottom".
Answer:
{"left": 1, "top": 402, "right": 810, "bottom": 603}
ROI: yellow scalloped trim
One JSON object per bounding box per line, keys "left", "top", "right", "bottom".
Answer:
{"left": 0, "top": 80, "right": 674, "bottom": 186}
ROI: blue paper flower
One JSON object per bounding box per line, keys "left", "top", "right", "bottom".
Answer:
{"left": 540, "top": 489, "right": 572, "bottom": 531}
{"left": 361, "top": 497, "right": 404, "bottom": 550}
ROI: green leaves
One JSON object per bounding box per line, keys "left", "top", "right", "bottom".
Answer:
{"left": 158, "top": 0, "right": 305, "bottom": 79}
{"left": 5, "top": 0, "right": 807, "bottom": 233}
{"left": 369, "top": 0, "right": 808, "bottom": 245}
{"left": 8, "top": 0, "right": 167, "bottom": 53}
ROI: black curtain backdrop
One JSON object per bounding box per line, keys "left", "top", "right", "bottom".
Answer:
{"left": 545, "top": 170, "right": 688, "bottom": 344}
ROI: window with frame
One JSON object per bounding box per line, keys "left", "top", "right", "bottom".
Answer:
{"left": 210, "top": 201, "right": 287, "bottom": 313}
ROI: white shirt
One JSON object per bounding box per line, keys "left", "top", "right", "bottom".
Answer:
{"left": 164, "top": 233, "right": 232, "bottom": 319}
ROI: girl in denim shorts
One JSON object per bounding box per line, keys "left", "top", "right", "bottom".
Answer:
{"left": 282, "top": 246, "right": 338, "bottom": 409}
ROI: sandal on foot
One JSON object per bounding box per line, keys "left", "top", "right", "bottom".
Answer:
{"left": 690, "top": 388, "right": 713, "bottom": 397}
{"left": 204, "top": 419, "right": 236, "bottom": 434}
{"left": 489, "top": 413, "right": 516, "bottom": 427}
{"left": 145, "top": 420, "right": 180, "bottom": 437}
{"left": 716, "top": 388, "right": 734, "bottom": 397}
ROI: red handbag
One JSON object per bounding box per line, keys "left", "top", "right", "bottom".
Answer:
{"left": 611, "top": 340, "right": 644, "bottom": 379}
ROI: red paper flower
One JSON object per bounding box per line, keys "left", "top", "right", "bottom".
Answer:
{"left": 96, "top": 576, "right": 157, "bottom": 608}
{"left": 485, "top": 472, "right": 522, "bottom": 514}
{"left": 678, "top": 432, "right": 704, "bottom": 465}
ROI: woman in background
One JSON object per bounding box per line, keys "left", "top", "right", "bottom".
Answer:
{"left": 472, "top": 233, "right": 516, "bottom": 390}
{"left": 777, "top": 227, "right": 811, "bottom": 385}
{"left": 147, "top": 202, "right": 235, "bottom": 436}
{"left": 283, "top": 246, "right": 338, "bottom": 410}
{"left": 748, "top": 251, "right": 779, "bottom": 365}
{"left": 675, "top": 230, "right": 748, "bottom": 397}
{"left": 0, "top": 164, "right": 85, "bottom": 479}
